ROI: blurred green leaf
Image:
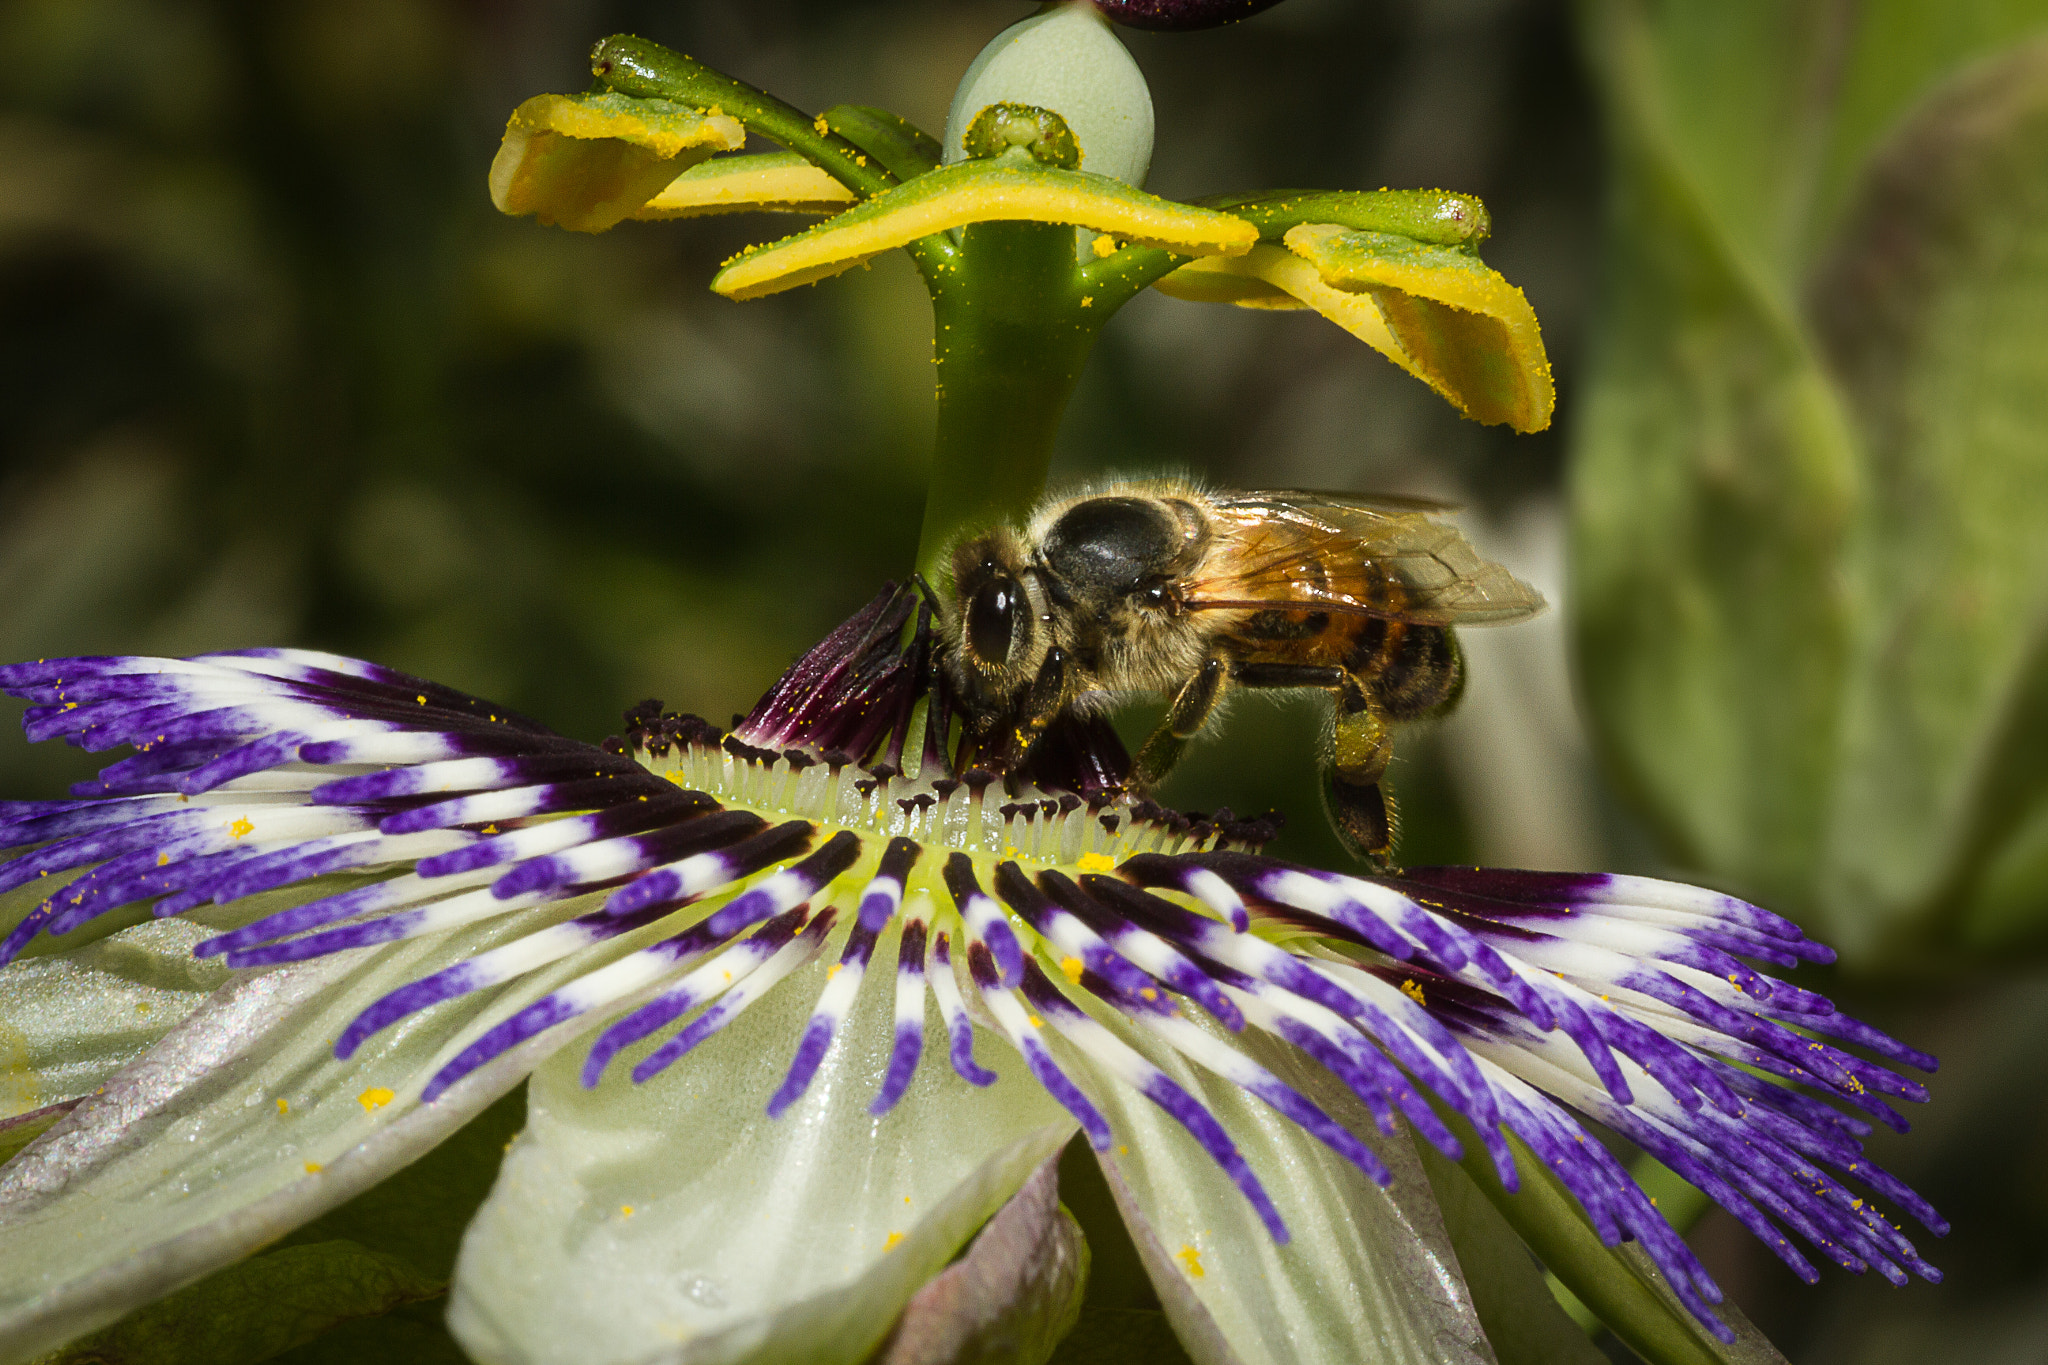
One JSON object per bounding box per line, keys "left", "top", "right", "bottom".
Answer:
{"left": 1572, "top": 0, "right": 1859, "bottom": 916}
{"left": 33, "top": 1240, "right": 442, "bottom": 1365}
{"left": 1811, "top": 33, "right": 2048, "bottom": 958}
{"left": 1045, "top": 1309, "right": 1191, "bottom": 1365}
{"left": 1573, "top": 0, "right": 2048, "bottom": 961}
{"left": 28, "top": 1085, "right": 524, "bottom": 1365}
{"left": 265, "top": 1300, "right": 471, "bottom": 1365}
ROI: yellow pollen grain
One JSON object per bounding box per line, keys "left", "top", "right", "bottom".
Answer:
{"left": 1028, "top": 1013, "right": 1044, "bottom": 1028}
{"left": 1400, "top": 978, "right": 1426, "bottom": 1007}
{"left": 1176, "top": 1244, "right": 1205, "bottom": 1278}
{"left": 621, "top": 1205, "right": 635, "bottom": 1218}
{"left": 357, "top": 1086, "right": 395, "bottom": 1112}
{"left": 1092, "top": 235, "right": 1119, "bottom": 258}
{"left": 481, "top": 824, "right": 498, "bottom": 834}
{"left": 228, "top": 817, "right": 255, "bottom": 840}
{"left": 828, "top": 962, "right": 842, "bottom": 979}
{"left": 1079, "top": 295, "right": 1093, "bottom": 307}
{"left": 157, "top": 853, "right": 170, "bottom": 866}
{"left": 813, "top": 114, "right": 830, "bottom": 136}
{"left": 1846, "top": 1075, "right": 1865, "bottom": 1094}
{"left": 276, "top": 1098, "right": 289, "bottom": 1115}
{"left": 304, "top": 1162, "right": 323, "bottom": 1174}
{"left": 416, "top": 694, "right": 426, "bottom": 705}
{"left": 884, "top": 1231, "right": 905, "bottom": 1252}
{"left": 1076, "top": 852, "right": 1117, "bottom": 874}
{"left": 1060, "top": 956, "right": 1085, "bottom": 985}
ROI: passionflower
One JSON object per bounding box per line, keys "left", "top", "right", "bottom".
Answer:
{"left": 0, "top": 580, "right": 1941, "bottom": 1363}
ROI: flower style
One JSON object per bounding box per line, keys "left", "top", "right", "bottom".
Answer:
{"left": 0, "top": 581, "right": 1941, "bottom": 1364}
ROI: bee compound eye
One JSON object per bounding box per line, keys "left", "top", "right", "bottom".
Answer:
{"left": 967, "top": 576, "right": 1019, "bottom": 666}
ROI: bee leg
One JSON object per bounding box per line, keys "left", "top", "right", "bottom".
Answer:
{"left": 1008, "top": 645, "right": 1071, "bottom": 760}
{"left": 1326, "top": 688, "right": 1397, "bottom": 869}
{"left": 1133, "top": 657, "right": 1229, "bottom": 789}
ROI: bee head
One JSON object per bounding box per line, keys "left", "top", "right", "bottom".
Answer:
{"left": 945, "top": 531, "right": 1042, "bottom": 709}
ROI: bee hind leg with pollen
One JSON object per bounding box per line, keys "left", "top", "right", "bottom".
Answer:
{"left": 1134, "top": 658, "right": 1410, "bottom": 869}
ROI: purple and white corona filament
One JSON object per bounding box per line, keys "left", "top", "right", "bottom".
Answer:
{"left": 0, "top": 584, "right": 1942, "bottom": 1343}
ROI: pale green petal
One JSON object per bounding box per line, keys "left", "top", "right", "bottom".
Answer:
{"left": 0, "top": 893, "right": 650, "bottom": 1361}
{"left": 447, "top": 935, "right": 1076, "bottom": 1365}
{"left": 2, "top": 917, "right": 229, "bottom": 1123}
{"left": 1065, "top": 1011, "right": 1495, "bottom": 1365}
{"left": 1, "top": 871, "right": 382, "bottom": 1124}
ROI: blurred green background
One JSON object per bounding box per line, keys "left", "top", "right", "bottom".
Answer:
{"left": 2, "top": 1, "right": 2045, "bottom": 1361}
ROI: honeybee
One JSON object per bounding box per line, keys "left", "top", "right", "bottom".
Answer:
{"left": 940, "top": 480, "right": 1543, "bottom": 866}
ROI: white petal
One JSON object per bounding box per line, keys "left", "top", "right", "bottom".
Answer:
{"left": 1070, "top": 1009, "right": 1498, "bottom": 1365}
{"left": 447, "top": 932, "right": 1077, "bottom": 1365}
{"left": 0, "top": 895, "right": 638, "bottom": 1361}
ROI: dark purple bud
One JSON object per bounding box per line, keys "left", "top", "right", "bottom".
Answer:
{"left": 1087, "top": 0, "right": 1291, "bottom": 31}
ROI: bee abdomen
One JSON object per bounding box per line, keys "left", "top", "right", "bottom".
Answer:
{"left": 1368, "top": 624, "right": 1460, "bottom": 719}
{"left": 1242, "top": 608, "right": 1330, "bottom": 641}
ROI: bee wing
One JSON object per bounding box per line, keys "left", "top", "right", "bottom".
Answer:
{"left": 1188, "top": 494, "right": 1545, "bottom": 626}
{"left": 1241, "top": 487, "right": 1465, "bottom": 514}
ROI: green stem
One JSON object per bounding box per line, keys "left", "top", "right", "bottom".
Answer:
{"left": 916, "top": 222, "right": 1109, "bottom": 581}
